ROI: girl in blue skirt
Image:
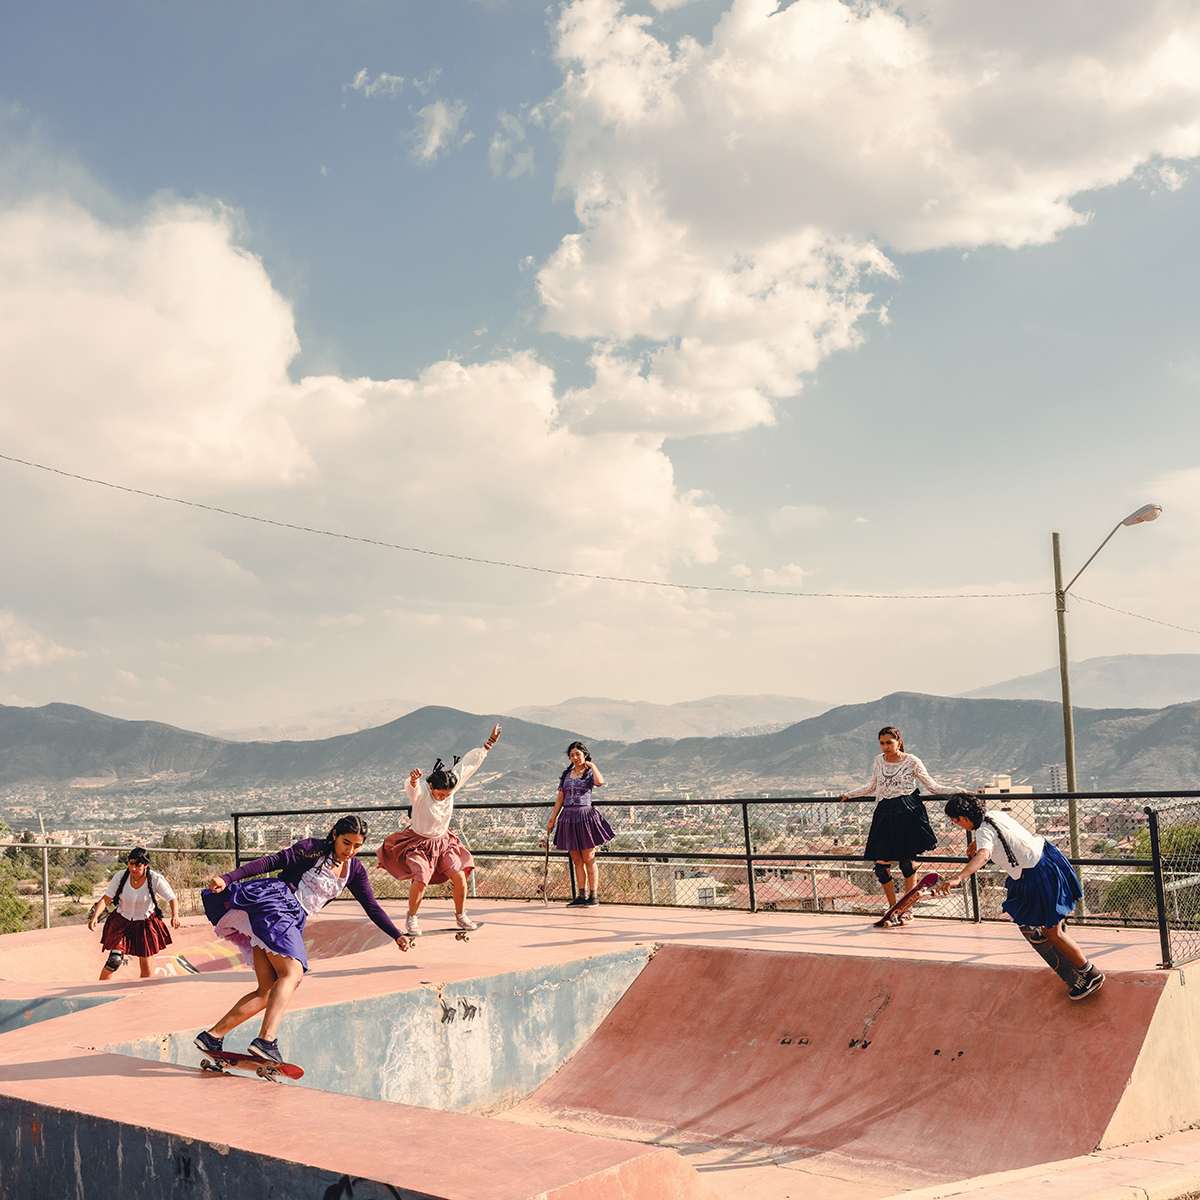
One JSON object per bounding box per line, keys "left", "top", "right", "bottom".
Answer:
{"left": 936, "top": 793, "right": 1104, "bottom": 1000}
{"left": 194, "top": 814, "right": 409, "bottom": 1063}
{"left": 547, "top": 741, "right": 613, "bottom": 907}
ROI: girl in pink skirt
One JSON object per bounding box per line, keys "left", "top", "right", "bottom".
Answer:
{"left": 377, "top": 722, "right": 501, "bottom": 935}
{"left": 87, "top": 847, "right": 180, "bottom": 979}
{"left": 547, "top": 741, "right": 614, "bottom": 907}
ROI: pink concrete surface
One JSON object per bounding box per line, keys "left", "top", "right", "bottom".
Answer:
{"left": 0, "top": 900, "right": 1182, "bottom": 1200}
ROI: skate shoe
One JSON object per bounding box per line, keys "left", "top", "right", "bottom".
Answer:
{"left": 405, "top": 914, "right": 421, "bottom": 936}
{"left": 455, "top": 913, "right": 477, "bottom": 931}
{"left": 193, "top": 1030, "right": 223, "bottom": 1055}
{"left": 248, "top": 1037, "right": 283, "bottom": 1063}
{"left": 1068, "top": 966, "right": 1105, "bottom": 1001}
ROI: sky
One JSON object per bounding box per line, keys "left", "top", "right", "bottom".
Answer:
{"left": 1, "top": 0, "right": 1199, "bottom": 730}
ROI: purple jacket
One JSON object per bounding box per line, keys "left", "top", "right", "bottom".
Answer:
{"left": 222, "top": 838, "right": 403, "bottom": 941}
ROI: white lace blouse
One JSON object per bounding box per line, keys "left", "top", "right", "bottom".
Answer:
{"left": 294, "top": 857, "right": 350, "bottom": 915}
{"left": 844, "top": 754, "right": 957, "bottom": 800}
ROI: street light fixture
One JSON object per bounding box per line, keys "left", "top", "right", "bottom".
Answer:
{"left": 1052, "top": 503, "right": 1162, "bottom": 863}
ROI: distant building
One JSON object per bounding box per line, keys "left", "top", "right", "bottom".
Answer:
{"left": 979, "top": 775, "right": 1033, "bottom": 796}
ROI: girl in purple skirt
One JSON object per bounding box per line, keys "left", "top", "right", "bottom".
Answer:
{"left": 194, "top": 815, "right": 409, "bottom": 1064}
{"left": 547, "top": 741, "right": 613, "bottom": 907}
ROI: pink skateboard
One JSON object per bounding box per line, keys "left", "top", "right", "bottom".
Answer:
{"left": 874, "top": 873, "right": 939, "bottom": 928}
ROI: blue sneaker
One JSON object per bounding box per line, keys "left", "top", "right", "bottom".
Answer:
{"left": 193, "top": 1030, "right": 223, "bottom": 1054}
{"left": 248, "top": 1036, "right": 283, "bottom": 1063}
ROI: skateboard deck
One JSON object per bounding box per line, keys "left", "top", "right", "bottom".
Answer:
{"left": 538, "top": 837, "right": 551, "bottom": 906}
{"left": 874, "top": 873, "right": 939, "bottom": 928}
{"left": 1020, "top": 924, "right": 1080, "bottom": 987}
{"left": 199, "top": 1050, "right": 304, "bottom": 1081}
{"left": 406, "top": 922, "right": 484, "bottom": 943}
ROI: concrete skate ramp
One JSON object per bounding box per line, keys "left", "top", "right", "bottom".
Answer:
{"left": 516, "top": 944, "right": 1189, "bottom": 1179}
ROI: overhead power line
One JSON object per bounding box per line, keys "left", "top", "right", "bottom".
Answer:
{"left": 0, "top": 451, "right": 1128, "bottom": 606}
{"left": 1073, "top": 594, "right": 1200, "bottom": 638}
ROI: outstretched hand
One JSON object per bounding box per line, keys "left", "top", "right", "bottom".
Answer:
{"left": 208, "top": 876, "right": 226, "bottom": 893}
{"left": 409, "top": 767, "right": 422, "bottom": 786}
{"left": 395, "top": 935, "right": 411, "bottom": 952}
{"left": 487, "top": 723, "right": 501, "bottom": 745}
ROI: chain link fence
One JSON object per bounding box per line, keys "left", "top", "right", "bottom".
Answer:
{"left": 1146, "top": 800, "right": 1200, "bottom": 967}
{"left": 228, "top": 792, "right": 1180, "bottom": 928}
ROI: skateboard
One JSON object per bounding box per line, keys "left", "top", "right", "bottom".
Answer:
{"left": 874, "top": 873, "right": 939, "bottom": 928}
{"left": 199, "top": 1050, "right": 304, "bottom": 1082}
{"left": 538, "top": 837, "right": 551, "bottom": 906}
{"left": 406, "top": 922, "right": 484, "bottom": 943}
{"left": 1019, "top": 925, "right": 1081, "bottom": 986}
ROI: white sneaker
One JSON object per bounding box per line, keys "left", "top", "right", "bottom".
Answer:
{"left": 455, "top": 913, "right": 477, "bottom": 931}
{"left": 405, "top": 914, "right": 421, "bottom": 936}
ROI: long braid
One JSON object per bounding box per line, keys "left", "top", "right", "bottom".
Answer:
{"left": 981, "top": 816, "right": 1020, "bottom": 867}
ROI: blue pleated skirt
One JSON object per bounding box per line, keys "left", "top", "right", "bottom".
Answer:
{"left": 1001, "top": 842, "right": 1082, "bottom": 928}
{"left": 202, "top": 877, "right": 310, "bottom": 970}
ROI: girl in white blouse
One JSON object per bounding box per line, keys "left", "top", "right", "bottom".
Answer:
{"left": 840, "top": 725, "right": 957, "bottom": 920}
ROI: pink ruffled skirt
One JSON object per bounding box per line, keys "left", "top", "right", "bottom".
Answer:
{"left": 377, "top": 827, "right": 475, "bottom": 886}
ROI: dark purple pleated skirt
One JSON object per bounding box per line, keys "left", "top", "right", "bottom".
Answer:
{"left": 554, "top": 805, "right": 615, "bottom": 852}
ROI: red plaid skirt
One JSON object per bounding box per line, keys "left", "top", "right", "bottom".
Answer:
{"left": 101, "top": 911, "right": 172, "bottom": 957}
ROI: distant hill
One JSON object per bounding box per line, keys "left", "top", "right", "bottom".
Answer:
{"left": 961, "top": 653, "right": 1200, "bottom": 710}
{"left": 2, "top": 693, "right": 1198, "bottom": 792}
{"left": 503, "top": 694, "right": 831, "bottom": 741}
{"left": 201, "top": 698, "right": 423, "bottom": 742}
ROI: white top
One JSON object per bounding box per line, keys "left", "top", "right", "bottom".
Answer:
{"left": 844, "top": 753, "right": 957, "bottom": 800}
{"left": 973, "top": 809, "right": 1045, "bottom": 880}
{"left": 294, "top": 856, "right": 350, "bottom": 915}
{"left": 104, "top": 869, "right": 176, "bottom": 921}
{"left": 405, "top": 745, "right": 489, "bottom": 838}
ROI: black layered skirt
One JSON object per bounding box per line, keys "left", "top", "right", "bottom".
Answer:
{"left": 863, "top": 789, "right": 937, "bottom": 862}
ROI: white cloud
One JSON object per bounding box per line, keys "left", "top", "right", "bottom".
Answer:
{"left": 344, "top": 69, "right": 406, "bottom": 98}
{"left": 406, "top": 100, "right": 473, "bottom": 163}
{"left": 536, "top": 0, "right": 1200, "bottom": 438}
{"left": 769, "top": 505, "right": 828, "bottom": 535}
{"left": 0, "top": 612, "right": 82, "bottom": 673}
{"left": 489, "top": 111, "right": 534, "bottom": 178}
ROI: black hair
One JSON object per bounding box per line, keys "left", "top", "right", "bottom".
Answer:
{"left": 127, "top": 846, "right": 151, "bottom": 865}
{"left": 112, "top": 849, "right": 161, "bottom": 917}
{"left": 878, "top": 726, "right": 905, "bottom": 752}
{"left": 325, "top": 814, "right": 369, "bottom": 851}
{"left": 559, "top": 741, "right": 592, "bottom": 786}
{"left": 944, "top": 793, "right": 985, "bottom": 829}
{"left": 426, "top": 757, "right": 460, "bottom": 792}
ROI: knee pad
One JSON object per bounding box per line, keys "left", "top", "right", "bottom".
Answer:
{"left": 899, "top": 860, "right": 915, "bottom": 879}
{"left": 874, "top": 863, "right": 893, "bottom": 885}
{"left": 105, "top": 949, "right": 126, "bottom": 972}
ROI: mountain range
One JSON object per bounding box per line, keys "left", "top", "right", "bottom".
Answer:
{"left": 3, "top": 691, "right": 1199, "bottom": 793}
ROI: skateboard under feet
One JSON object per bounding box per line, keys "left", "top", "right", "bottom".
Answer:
{"left": 199, "top": 1049, "right": 304, "bottom": 1082}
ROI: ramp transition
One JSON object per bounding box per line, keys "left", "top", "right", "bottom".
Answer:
{"left": 514, "top": 943, "right": 1196, "bottom": 1179}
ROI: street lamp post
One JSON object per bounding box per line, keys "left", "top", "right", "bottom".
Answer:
{"left": 1052, "top": 503, "right": 1162, "bottom": 862}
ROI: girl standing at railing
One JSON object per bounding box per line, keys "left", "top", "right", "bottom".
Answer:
{"left": 547, "top": 741, "right": 613, "bottom": 907}
{"left": 87, "top": 847, "right": 180, "bottom": 979}
{"left": 377, "top": 723, "right": 501, "bottom": 936}
{"left": 840, "top": 725, "right": 957, "bottom": 923}
{"left": 936, "top": 793, "right": 1104, "bottom": 1000}
{"left": 194, "top": 814, "right": 409, "bottom": 1065}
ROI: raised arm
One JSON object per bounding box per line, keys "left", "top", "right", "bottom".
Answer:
{"left": 454, "top": 724, "right": 502, "bottom": 788}
{"left": 346, "top": 859, "right": 408, "bottom": 948}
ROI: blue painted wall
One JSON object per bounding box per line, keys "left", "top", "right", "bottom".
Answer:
{"left": 0, "top": 995, "right": 117, "bottom": 1035}
{"left": 108, "top": 947, "right": 649, "bottom": 1113}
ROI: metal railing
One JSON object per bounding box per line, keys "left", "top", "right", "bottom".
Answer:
{"left": 0, "top": 842, "right": 234, "bottom": 934}
{"left": 228, "top": 791, "right": 1197, "bottom": 947}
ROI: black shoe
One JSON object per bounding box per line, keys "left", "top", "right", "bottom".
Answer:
{"left": 194, "top": 1030, "right": 223, "bottom": 1055}
{"left": 566, "top": 894, "right": 588, "bottom": 907}
{"left": 1068, "top": 968, "right": 1105, "bottom": 1001}
{"left": 584, "top": 893, "right": 599, "bottom": 906}
{"left": 248, "top": 1037, "right": 283, "bottom": 1063}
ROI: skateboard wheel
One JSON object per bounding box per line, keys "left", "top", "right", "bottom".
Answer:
{"left": 456, "top": 932, "right": 469, "bottom": 941}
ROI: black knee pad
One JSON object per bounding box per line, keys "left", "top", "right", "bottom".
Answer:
{"left": 873, "top": 863, "right": 893, "bottom": 885}
{"left": 899, "top": 860, "right": 915, "bottom": 879}
{"left": 104, "top": 949, "right": 126, "bottom": 972}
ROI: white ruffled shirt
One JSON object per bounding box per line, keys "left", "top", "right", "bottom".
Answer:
{"left": 844, "top": 753, "right": 957, "bottom": 800}
{"left": 405, "top": 745, "right": 489, "bottom": 837}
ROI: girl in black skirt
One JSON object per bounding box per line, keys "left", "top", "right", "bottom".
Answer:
{"left": 840, "top": 726, "right": 957, "bottom": 921}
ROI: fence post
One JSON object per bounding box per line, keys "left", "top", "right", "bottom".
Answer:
{"left": 647, "top": 861, "right": 656, "bottom": 906}
{"left": 742, "top": 803, "right": 757, "bottom": 913}
{"left": 233, "top": 815, "right": 242, "bottom": 868}
{"left": 1146, "top": 806, "right": 1173, "bottom": 969}
{"left": 41, "top": 845, "right": 50, "bottom": 929}
{"left": 811, "top": 866, "right": 819, "bottom": 913}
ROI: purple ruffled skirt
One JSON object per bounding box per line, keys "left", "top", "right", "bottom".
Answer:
{"left": 202, "top": 878, "right": 310, "bottom": 970}
{"left": 554, "top": 805, "right": 615, "bottom": 852}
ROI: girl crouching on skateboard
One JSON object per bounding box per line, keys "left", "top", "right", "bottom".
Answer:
{"left": 87, "top": 847, "right": 180, "bottom": 979}
{"left": 936, "top": 793, "right": 1104, "bottom": 1000}
{"left": 840, "top": 726, "right": 957, "bottom": 921}
{"left": 378, "top": 723, "right": 500, "bottom": 936}
{"left": 547, "top": 741, "right": 613, "bottom": 906}
{"left": 194, "top": 815, "right": 409, "bottom": 1064}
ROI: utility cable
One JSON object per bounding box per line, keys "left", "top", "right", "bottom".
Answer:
{"left": 1073, "top": 594, "right": 1200, "bottom": 638}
